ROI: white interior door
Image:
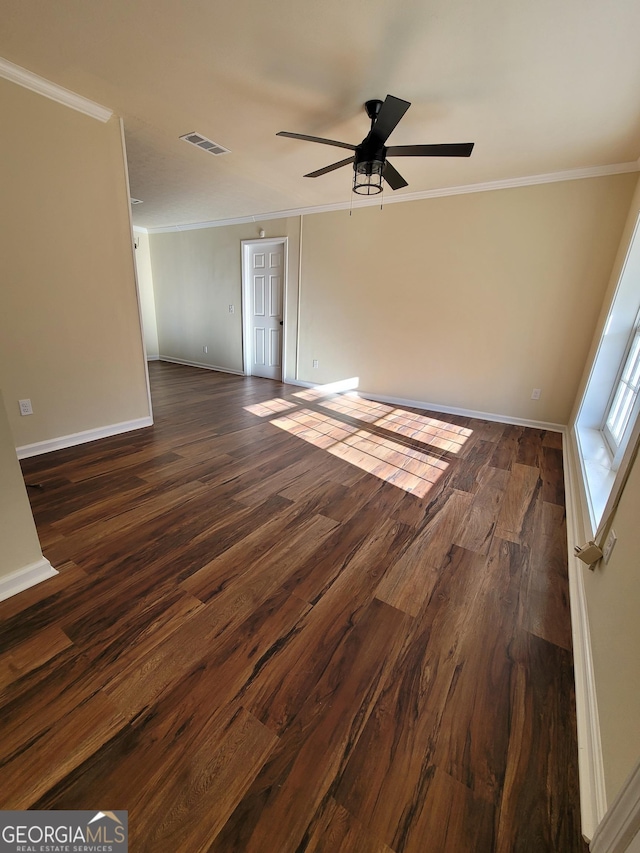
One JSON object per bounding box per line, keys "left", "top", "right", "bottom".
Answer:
{"left": 247, "top": 242, "right": 284, "bottom": 380}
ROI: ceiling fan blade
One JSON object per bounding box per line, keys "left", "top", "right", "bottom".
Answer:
{"left": 370, "top": 95, "right": 411, "bottom": 144}
{"left": 383, "top": 161, "right": 408, "bottom": 190}
{"left": 277, "top": 131, "right": 356, "bottom": 151}
{"left": 304, "top": 156, "right": 355, "bottom": 178}
{"left": 386, "top": 142, "right": 475, "bottom": 157}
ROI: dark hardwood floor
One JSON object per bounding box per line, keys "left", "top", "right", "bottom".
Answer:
{"left": 1, "top": 361, "right": 588, "bottom": 852}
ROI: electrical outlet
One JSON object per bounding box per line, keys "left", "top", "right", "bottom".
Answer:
{"left": 228, "top": 304, "right": 235, "bottom": 314}
{"left": 19, "top": 399, "right": 33, "bottom": 416}
{"left": 531, "top": 388, "right": 542, "bottom": 400}
{"left": 602, "top": 529, "right": 617, "bottom": 563}
{"left": 203, "top": 346, "right": 208, "bottom": 354}
{"left": 313, "top": 359, "right": 319, "bottom": 368}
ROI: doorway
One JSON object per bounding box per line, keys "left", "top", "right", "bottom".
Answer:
{"left": 241, "top": 238, "right": 287, "bottom": 380}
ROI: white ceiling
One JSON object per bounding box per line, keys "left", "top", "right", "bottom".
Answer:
{"left": 2, "top": 0, "right": 640, "bottom": 229}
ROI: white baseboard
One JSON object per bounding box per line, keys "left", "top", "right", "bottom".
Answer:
{"left": 563, "top": 434, "right": 607, "bottom": 842}
{"left": 0, "top": 558, "right": 58, "bottom": 603}
{"left": 16, "top": 416, "right": 154, "bottom": 459}
{"left": 591, "top": 760, "right": 640, "bottom": 853}
{"left": 158, "top": 356, "right": 245, "bottom": 376}
{"left": 281, "top": 379, "right": 566, "bottom": 433}
{"left": 147, "top": 355, "right": 160, "bottom": 362}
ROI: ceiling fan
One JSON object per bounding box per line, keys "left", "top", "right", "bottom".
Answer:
{"left": 277, "top": 94, "right": 474, "bottom": 196}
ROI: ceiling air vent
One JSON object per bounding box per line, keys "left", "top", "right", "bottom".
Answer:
{"left": 179, "top": 132, "right": 230, "bottom": 155}
{"left": 130, "top": 198, "right": 143, "bottom": 205}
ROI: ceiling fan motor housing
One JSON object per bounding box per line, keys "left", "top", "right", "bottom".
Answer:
{"left": 354, "top": 143, "right": 386, "bottom": 170}
{"left": 364, "top": 99, "right": 384, "bottom": 123}
{"left": 277, "top": 93, "right": 473, "bottom": 194}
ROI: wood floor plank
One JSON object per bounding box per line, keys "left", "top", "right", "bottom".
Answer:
{"left": 211, "top": 598, "right": 410, "bottom": 853}
{"left": 133, "top": 707, "right": 278, "bottom": 852}
{"left": 0, "top": 690, "right": 131, "bottom": 809}
{"left": 431, "top": 537, "right": 525, "bottom": 805}
{"left": 495, "top": 633, "right": 584, "bottom": 852}
{"left": 521, "top": 501, "right": 572, "bottom": 650}
{"left": 388, "top": 489, "right": 473, "bottom": 574}
{"left": 494, "top": 462, "right": 541, "bottom": 543}
{"left": 234, "top": 456, "right": 329, "bottom": 507}
{"left": 63, "top": 588, "right": 205, "bottom": 665}
{"left": 33, "top": 587, "right": 310, "bottom": 820}
{"left": 490, "top": 424, "right": 524, "bottom": 470}
{"left": 180, "top": 507, "right": 338, "bottom": 605}
{"left": 321, "top": 476, "right": 406, "bottom": 526}
{"left": 453, "top": 465, "right": 509, "bottom": 555}
{"left": 471, "top": 419, "right": 507, "bottom": 444}
{"left": 515, "top": 429, "right": 545, "bottom": 468}
{"left": 542, "top": 430, "right": 564, "bottom": 449}
{"left": 374, "top": 557, "right": 439, "bottom": 617}
{"left": 105, "top": 514, "right": 337, "bottom": 716}
{"left": 303, "top": 798, "right": 394, "bottom": 853}
{"left": 333, "top": 546, "right": 492, "bottom": 848}
{"left": 391, "top": 766, "right": 496, "bottom": 853}
{"left": 0, "top": 624, "right": 72, "bottom": 689}
{"left": 244, "top": 519, "right": 414, "bottom": 734}
{"left": 280, "top": 510, "right": 380, "bottom": 604}
{"left": 2, "top": 361, "right": 586, "bottom": 852}
{"left": 540, "top": 444, "right": 566, "bottom": 505}
{"left": 446, "top": 438, "right": 496, "bottom": 492}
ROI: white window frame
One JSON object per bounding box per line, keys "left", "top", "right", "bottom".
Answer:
{"left": 602, "top": 315, "right": 640, "bottom": 469}
{"left": 574, "top": 212, "right": 640, "bottom": 535}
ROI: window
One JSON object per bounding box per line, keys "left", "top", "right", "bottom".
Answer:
{"left": 603, "top": 315, "right": 640, "bottom": 466}
{"left": 574, "top": 212, "right": 640, "bottom": 533}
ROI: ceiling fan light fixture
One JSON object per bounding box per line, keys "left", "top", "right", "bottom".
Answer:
{"left": 353, "top": 159, "right": 384, "bottom": 195}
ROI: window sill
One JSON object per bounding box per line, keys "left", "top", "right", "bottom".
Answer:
{"left": 575, "top": 426, "right": 616, "bottom": 532}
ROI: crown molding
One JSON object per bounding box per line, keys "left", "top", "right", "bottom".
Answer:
{"left": 144, "top": 160, "right": 640, "bottom": 233}
{"left": 0, "top": 56, "right": 113, "bottom": 122}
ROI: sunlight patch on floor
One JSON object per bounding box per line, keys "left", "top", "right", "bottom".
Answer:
{"left": 270, "top": 407, "right": 449, "bottom": 498}
{"left": 292, "top": 377, "right": 360, "bottom": 401}
{"left": 245, "top": 383, "right": 473, "bottom": 498}
{"left": 244, "top": 398, "right": 297, "bottom": 417}
{"left": 321, "top": 394, "right": 472, "bottom": 454}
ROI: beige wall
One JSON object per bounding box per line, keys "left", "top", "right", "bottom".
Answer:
{"left": 298, "top": 175, "right": 636, "bottom": 424}
{"left": 0, "top": 78, "right": 151, "bottom": 450}
{"left": 134, "top": 230, "right": 160, "bottom": 359}
{"left": 570, "top": 176, "right": 640, "bottom": 805}
{"left": 587, "top": 452, "right": 640, "bottom": 802}
{"left": 0, "top": 392, "right": 43, "bottom": 581}
{"left": 150, "top": 217, "right": 301, "bottom": 378}
{"left": 148, "top": 175, "right": 634, "bottom": 426}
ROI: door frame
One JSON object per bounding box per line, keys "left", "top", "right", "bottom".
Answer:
{"left": 241, "top": 237, "right": 288, "bottom": 378}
